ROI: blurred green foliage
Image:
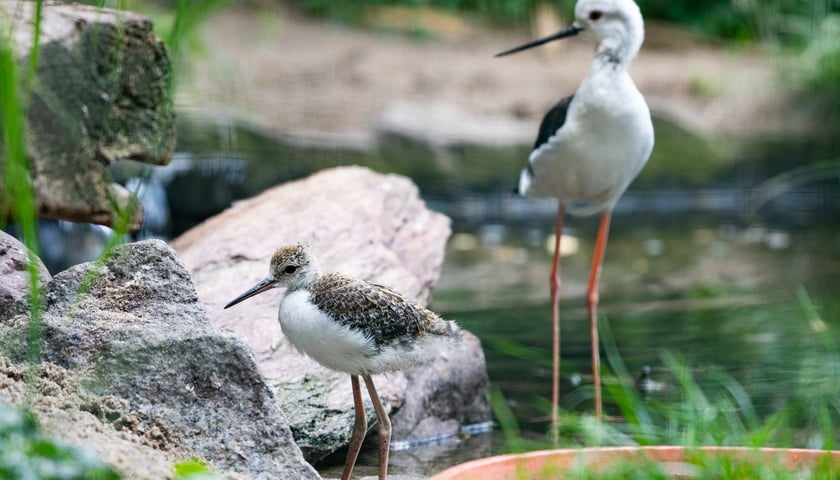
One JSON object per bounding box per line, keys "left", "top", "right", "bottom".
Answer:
{"left": 302, "top": 0, "right": 534, "bottom": 25}
{"left": 299, "top": 0, "right": 838, "bottom": 42}
{"left": 0, "top": 403, "right": 120, "bottom": 480}
{"left": 796, "top": 14, "right": 840, "bottom": 112}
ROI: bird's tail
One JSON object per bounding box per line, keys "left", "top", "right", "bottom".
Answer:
{"left": 435, "top": 318, "right": 463, "bottom": 343}
{"left": 451, "top": 320, "right": 464, "bottom": 342}
{"left": 516, "top": 166, "right": 534, "bottom": 196}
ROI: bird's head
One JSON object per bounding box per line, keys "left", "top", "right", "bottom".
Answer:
{"left": 224, "top": 243, "right": 321, "bottom": 309}
{"left": 575, "top": 0, "right": 645, "bottom": 63}
{"left": 495, "top": 0, "right": 644, "bottom": 65}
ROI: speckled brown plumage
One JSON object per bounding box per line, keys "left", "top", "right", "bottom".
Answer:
{"left": 310, "top": 272, "right": 457, "bottom": 348}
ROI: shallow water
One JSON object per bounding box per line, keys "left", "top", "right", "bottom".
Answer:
{"left": 435, "top": 214, "right": 840, "bottom": 416}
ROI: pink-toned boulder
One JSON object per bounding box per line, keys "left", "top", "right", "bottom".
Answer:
{"left": 172, "top": 166, "right": 490, "bottom": 462}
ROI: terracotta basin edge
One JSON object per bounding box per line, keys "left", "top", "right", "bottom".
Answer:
{"left": 429, "top": 445, "right": 840, "bottom": 480}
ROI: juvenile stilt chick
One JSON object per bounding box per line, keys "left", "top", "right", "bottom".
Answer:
{"left": 225, "top": 243, "right": 461, "bottom": 480}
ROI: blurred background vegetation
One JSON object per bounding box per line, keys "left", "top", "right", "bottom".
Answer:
{"left": 300, "top": 0, "right": 820, "bottom": 39}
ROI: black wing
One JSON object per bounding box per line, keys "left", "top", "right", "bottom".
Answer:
{"left": 534, "top": 94, "right": 575, "bottom": 150}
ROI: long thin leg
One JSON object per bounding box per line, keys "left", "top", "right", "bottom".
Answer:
{"left": 341, "top": 375, "right": 367, "bottom": 480}
{"left": 549, "top": 204, "right": 564, "bottom": 444}
{"left": 362, "top": 374, "right": 391, "bottom": 480}
{"left": 587, "top": 209, "right": 612, "bottom": 420}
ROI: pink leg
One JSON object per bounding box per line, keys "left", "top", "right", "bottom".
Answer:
{"left": 549, "top": 204, "right": 564, "bottom": 444}
{"left": 587, "top": 210, "right": 612, "bottom": 420}
{"left": 341, "top": 375, "right": 367, "bottom": 480}
{"left": 362, "top": 374, "right": 391, "bottom": 480}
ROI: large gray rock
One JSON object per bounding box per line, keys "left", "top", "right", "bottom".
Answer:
{"left": 0, "top": 240, "right": 319, "bottom": 479}
{"left": 172, "top": 166, "right": 491, "bottom": 462}
{"left": 0, "top": 2, "right": 175, "bottom": 231}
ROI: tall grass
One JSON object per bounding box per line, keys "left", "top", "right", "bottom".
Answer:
{"left": 0, "top": 1, "right": 228, "bottom": 476}
{"left": 1, "top": 0, "right": 144, "bottom": 406}
{"left": 1, "top": 0, "right": 45, "bottom": 408}
{"left": 489, "top": 288, "right": 839, "bottom": 455}
{"left": 604, "top": 290, "right": 837, "bottom": 451}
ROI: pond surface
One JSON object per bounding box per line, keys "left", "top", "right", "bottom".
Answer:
{"left": 434, "top": 214, "right": 840, "bottom": 423}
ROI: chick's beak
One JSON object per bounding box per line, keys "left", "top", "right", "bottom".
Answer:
{"left": 224, "top": 277, "right": 278, "bottom": 309}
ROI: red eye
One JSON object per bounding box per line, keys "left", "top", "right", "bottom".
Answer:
{"left": 589, "top": 10, "right": 603, "bottom": 20}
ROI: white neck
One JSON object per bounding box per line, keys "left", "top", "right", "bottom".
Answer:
{"left": 593, "top": 43, "right": 627, "bottom": 72}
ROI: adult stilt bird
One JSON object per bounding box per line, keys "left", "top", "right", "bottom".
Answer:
{"left": 497, "top": 0, "right": 654, "bottom": 428}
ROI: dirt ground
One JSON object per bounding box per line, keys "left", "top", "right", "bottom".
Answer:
{"left": 179, "top": 4, "right": 810, "bottom": 143}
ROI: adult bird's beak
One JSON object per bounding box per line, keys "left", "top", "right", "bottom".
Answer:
{"left": 224, "top": 277, "right": 278, "bottom": 309}
{"left": 495, "top": 24, "right": 584, "bottom": 57}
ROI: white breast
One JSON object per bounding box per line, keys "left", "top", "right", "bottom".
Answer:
{"left": 524, "top": 71, "right": 654, "bottom": 216}
{"left": 278, "top": 290, "right": 459, "bottom": 375}
{"left": 278, "top": 290, "right": 377, "bottom": 375}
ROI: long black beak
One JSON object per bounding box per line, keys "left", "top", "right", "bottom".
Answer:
{"left": 495, "top": 24, "right": 583, "bottom": 57}
{"left": 224, "top": 277, "right": 277, "bottom": 309}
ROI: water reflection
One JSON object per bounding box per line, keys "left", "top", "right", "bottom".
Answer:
{"left": 6, "top": 220, "right": 112, "bottom": 274}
